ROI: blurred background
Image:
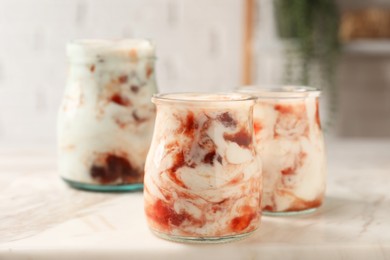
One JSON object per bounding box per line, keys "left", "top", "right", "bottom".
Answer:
{"left": 0, "top": 0, "right": 389, "bottom": 147}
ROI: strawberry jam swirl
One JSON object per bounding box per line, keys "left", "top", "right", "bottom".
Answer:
{"left": 144, "top": 96, "right": 261, "bottom": 238}
{"left": 253, "top": 96, "right": 326, "bottom": 213}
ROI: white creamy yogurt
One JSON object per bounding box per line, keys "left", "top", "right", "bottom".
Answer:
{"left": 58, "top": 39, "right": 157, "bottom": 187}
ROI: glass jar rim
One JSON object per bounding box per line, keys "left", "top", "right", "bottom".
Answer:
{"left": 237, "top": 85, "right": 321, "bottom": 99}
{"left": 67, "top": 38, "right": 156, "bottom": 61}
{"left": 152, "top": 92, "right": 257, "bottom": 104}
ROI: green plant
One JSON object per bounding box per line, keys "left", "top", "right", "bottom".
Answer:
{"left": 274, "top": 0, "right": 340, "bottom": 127}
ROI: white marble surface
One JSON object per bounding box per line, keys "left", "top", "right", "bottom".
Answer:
{"left": 0, "top": 139, "right": 390, "bottom": 260}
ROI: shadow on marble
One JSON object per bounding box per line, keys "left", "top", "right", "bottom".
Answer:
{"left": 241, "top": 195, "right": 390, "bottom": 245}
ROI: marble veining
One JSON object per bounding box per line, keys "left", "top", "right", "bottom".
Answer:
{"left": 0, "top": 139, "right": 390, "bottom": 259}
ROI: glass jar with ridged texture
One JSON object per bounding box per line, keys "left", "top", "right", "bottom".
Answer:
{"left": 58, "top": 39, "right": 158, "bottom": 191}
{"left": 144, "top": 93, "right": 261, "bottom": 243}
{"left": 238, "top": 86, "right": 326, "bottom": 216}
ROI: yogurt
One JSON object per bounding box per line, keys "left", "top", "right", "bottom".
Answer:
{"left": 58, "top": 39, "right": 157, "bottom": 190}
{"left": 239, "top": 86, "right": 326, "bottom": 214}
{"left": 144, "top": 93, "right": 261, "bottom": 242}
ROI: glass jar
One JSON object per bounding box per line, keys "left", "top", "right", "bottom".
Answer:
{"left": 144, "top": 93, "right": 261, "bottom": 243}
{"left": 238, "top": 86, "right": 326, "bottom": 215}
{"left": 58, "top": 39, "right": 158, "bottom": 191}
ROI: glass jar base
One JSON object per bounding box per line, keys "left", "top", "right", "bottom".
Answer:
{"left": 150, "top": 229, "right": 257, "bottom": 244}
{"left": 263, "top": 207, "right": 318, "bottom": 216}
{"left": 62, "top": 178, "right": 143, "bottom": 192}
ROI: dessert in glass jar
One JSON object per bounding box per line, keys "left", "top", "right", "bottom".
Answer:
{"left": 238, "top": 86, "right": 326, "bottom": 215}
{"left": 58, "top": 39, "right": 158, "bottom": 191}
{"left": 144, "top": 93, "right": 261, "bottom": 243}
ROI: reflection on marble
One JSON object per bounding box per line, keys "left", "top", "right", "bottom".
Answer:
{"left": 0, "top": 140, "right": 390, "bottom": 259}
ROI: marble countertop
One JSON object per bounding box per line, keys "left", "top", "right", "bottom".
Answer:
{"left": 1, "top": 139, "right": 390, "bottom": 260}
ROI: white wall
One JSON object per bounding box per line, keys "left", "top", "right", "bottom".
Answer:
{"left": 253, "top": 0, "right": 284, "bottom": 85}
{"left": 0, "top": 0, "right": 243, "bottom": 147}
